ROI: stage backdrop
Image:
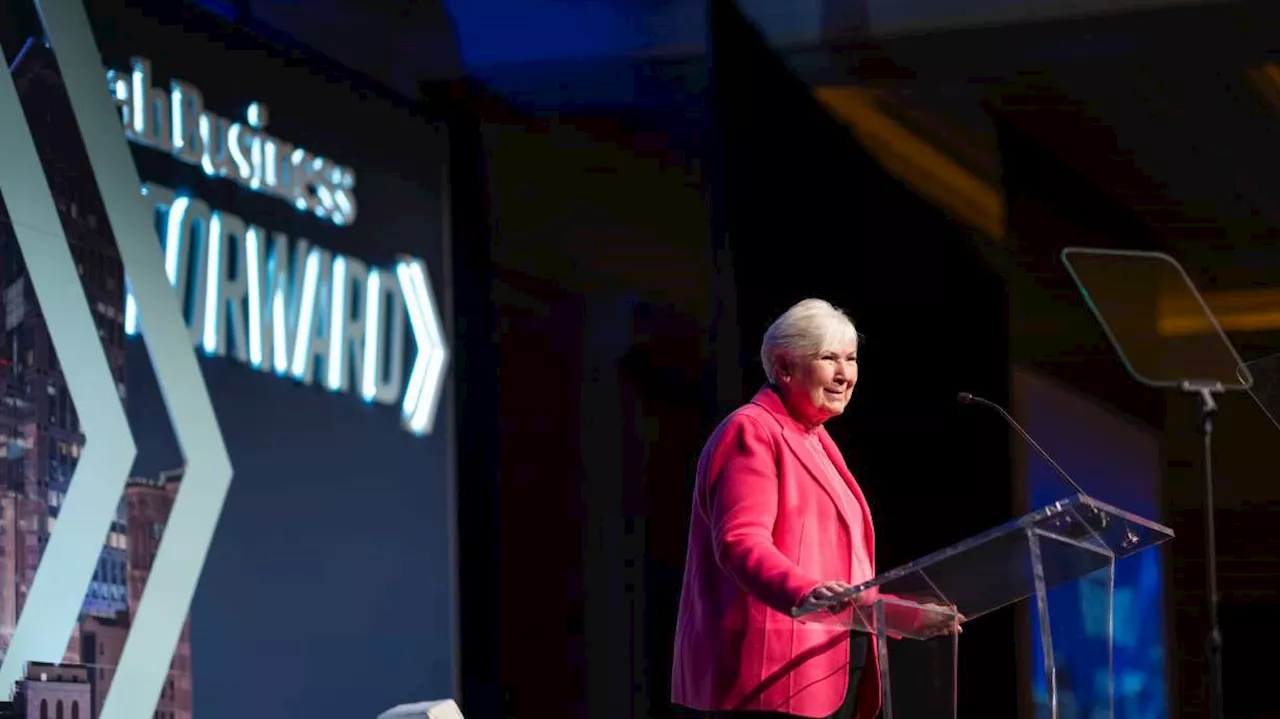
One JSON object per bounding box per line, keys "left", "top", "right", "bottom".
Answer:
{"left": 1013, "top": 367, "right": 1168, "bottom": 719}
{"left": 0, "top": 1, "right": 456, "bottom": 718}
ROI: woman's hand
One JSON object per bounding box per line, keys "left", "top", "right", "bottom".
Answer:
{"left": 794, "top": 580, "right": 856, "bottom": 616}
{"left": 913, "top": 603, "right": 964, "bottom": 638}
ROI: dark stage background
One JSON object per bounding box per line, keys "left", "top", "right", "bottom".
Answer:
{"left": 451, "top": 2, "right": 1019, "bottom": 717}
{"left": 451, "top": 2, "right": 1280, "bottom": 718}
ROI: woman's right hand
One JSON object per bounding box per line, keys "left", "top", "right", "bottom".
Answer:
{"left": 913, "top": 603, "right": 964, "bottom": 638}
{"left": 794, "top": 580, "right": 856, "bottom": 616}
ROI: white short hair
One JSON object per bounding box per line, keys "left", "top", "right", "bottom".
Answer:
{"left": 760, "top": 299, "right": 858, "bottom": 384}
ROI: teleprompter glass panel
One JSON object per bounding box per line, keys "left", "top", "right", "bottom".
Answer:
{"left": 1062, "top": 248, "right": 1251, "bottom": 391}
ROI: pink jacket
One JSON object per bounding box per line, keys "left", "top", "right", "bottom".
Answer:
{"left": 671, "top": 387, "right": 881, "bottom": 719}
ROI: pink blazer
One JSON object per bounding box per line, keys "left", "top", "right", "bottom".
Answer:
{"left": 671, "top": 387, "right": 881, "bottom": 719}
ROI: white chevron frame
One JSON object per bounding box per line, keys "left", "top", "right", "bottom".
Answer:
{"left": 0, "top": 20, "right": 138, "bottom": 697}
{"left": 0, "top": 2, "right": 236, "bottom": 718}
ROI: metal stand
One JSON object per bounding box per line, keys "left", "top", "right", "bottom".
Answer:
{"left": 1184, "top": 381, "right": 1225, "bottom": 719}
{"left": 1061, "top": 247, "right": 1249, "bottom": 719}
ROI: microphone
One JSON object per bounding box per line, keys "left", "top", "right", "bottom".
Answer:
{"left": 957, "top": 392, "right": 1090, "bottom": 499}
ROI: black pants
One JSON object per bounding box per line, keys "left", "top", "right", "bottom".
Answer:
{"left": 676, "top": 634, "right": 873, "bottom": 719}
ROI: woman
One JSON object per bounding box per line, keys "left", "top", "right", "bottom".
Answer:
{"left": 671, "top": 299, "right": 949, "bottom": 719}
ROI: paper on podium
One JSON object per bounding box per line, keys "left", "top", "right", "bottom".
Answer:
{"left": 376, "top": 699, "right": 464, "bottom": 719}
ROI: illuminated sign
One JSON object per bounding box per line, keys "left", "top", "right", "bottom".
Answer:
{"left": 107, "top": 58, "right": 356, "bottom": 226}
{"left": 108, "top": 59, "right": 448, "bottom": 436}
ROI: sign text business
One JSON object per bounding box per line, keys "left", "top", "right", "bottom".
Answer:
{"left": 107, "top": 58, "right": 447, "bottom": 435}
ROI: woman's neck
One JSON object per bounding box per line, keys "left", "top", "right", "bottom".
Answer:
{"left": 771, "top": 384, "right": 824, "bottom": 431}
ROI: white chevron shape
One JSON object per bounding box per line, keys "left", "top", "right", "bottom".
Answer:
{"left": 0, "top": 39, "right": 138, "bottom": 696}
{"left": 34, "top": 2, "right": 234, "bottom": 719}
{"left": 396, "top": 257, "right": 450, "bottom": 436}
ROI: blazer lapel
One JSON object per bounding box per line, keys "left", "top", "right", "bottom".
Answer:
{"left": 818, "top": 430, "right": 876, "bottom": 573}
{"left": 750, "top": 387, "right": 859, "bottom": 538}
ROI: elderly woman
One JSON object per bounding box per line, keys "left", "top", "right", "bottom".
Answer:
{"left": 672, "top": 298, "right": 890, "bottom": 719}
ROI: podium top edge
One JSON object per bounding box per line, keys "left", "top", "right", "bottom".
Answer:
{"left": 848, "top": 494, "right": 1173, "bottom": 594}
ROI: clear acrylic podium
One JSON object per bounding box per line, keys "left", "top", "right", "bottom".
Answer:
{"left": 795, "top": 495, "right": 1174, "bottom": 719}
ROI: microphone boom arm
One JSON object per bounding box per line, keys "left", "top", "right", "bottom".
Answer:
{"left": 957, "top": 392, "right": 1091, "bottom": 499}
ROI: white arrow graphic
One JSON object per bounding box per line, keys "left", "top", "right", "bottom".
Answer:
{"left": 34, "top": 3, "right": 234, "bottom": 719}
{"left": 0, "top": 38, "right": 138, "bottom": 696}
{"left": 396, "top": 257, "right": 450, "bottom": 436}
